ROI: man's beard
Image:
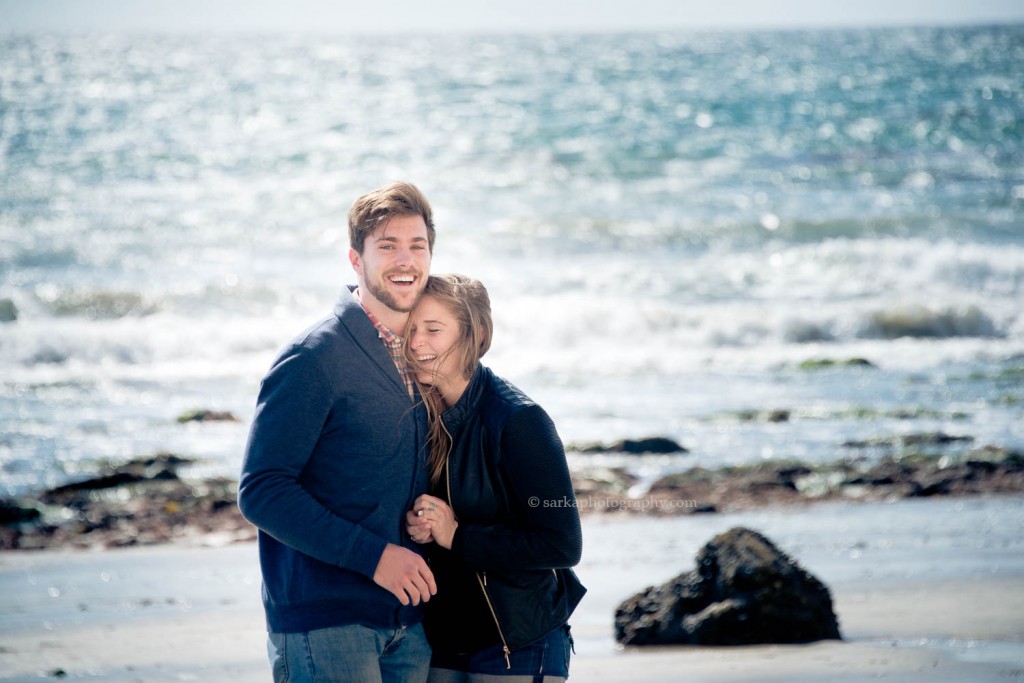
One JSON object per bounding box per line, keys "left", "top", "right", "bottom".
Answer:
{"left": 365, "top": 272, "right": 421, "bottom": 313}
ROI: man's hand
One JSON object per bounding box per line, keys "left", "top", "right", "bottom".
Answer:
{"left": 372, "top": 543, "right": 437, "bottom": 606}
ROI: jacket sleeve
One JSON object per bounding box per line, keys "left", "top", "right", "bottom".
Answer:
{"left": 451, "top": 403, "right": 583, "bottom": 572}
{"left": 237, "top": 345, "right": 388, "bottom": 579}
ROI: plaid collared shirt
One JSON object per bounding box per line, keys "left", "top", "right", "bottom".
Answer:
{"left": 358, "top": 292, "right": 415, "bottom": 400}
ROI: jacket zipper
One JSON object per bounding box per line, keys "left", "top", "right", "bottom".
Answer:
{"left": 475, "top": 572, "right": 512, "bottom": 669}
{"left": 444, "top": 449, "right": 512, "bottom": 670}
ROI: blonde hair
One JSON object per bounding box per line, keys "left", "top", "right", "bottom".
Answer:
{"left": 405, "top": 274, "right": 492, "bottom": 486}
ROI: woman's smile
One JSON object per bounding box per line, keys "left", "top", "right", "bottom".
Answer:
{"left": 407, "top": 294, "right": 470, "bottom": 406}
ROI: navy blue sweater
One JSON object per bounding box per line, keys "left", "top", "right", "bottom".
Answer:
{"left": 238, "top": 286, "right": 429, "bottom": 633}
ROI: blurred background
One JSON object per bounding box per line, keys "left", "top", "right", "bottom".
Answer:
{"left": 2, "top": 0, "right": 1023, "bottom": 497}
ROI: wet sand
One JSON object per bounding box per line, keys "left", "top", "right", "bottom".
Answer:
{"left": 1, "top": 496, "right": 1022, "bottom": 682}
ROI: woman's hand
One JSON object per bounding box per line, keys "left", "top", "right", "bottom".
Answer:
{"left": 405, "top": 507, "right": 434, "bottom": 544}
{"left": 405, "top": 506, "right": 434, "bottom": 544}
{"left": 408, "top": 494, "right": 458, "bottom": 550}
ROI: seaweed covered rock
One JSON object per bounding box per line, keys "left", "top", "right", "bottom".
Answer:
{"left": 0, "top": 453, "right": 254, "bottom": 550}
{"left": 573, "top": 436, "right": 688, "bottom": 455}
{"left": 614, "top": 527, "right": 840, "bottom": 646}
{"left": 176, "top": 409, "right": 240, "bottom": 423}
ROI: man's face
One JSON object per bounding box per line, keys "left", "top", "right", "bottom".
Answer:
{"left": 349, "top": 214, "right": 432, "bottom": 315}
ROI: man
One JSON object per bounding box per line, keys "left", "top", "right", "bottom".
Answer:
{"left": 238, "top": 181, "right": 437, "bottom": 683}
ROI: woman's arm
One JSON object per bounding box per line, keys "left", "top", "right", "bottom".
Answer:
{"left": 450, "top": 404, "right": 583, "bottom": 572}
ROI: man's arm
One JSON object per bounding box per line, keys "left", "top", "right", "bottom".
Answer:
{"left": 238, "top": 344, "right": 435, "bottom": 604}
{"left": 238, "top": 346, "right": 391, "bottom": 577}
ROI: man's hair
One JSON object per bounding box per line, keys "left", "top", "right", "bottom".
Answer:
{"left": 347, "top": 181, "right": 435, "bottom": 254}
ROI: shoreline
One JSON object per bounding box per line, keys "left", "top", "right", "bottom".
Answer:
{"left": 2, "top": 496, "right": 1022, "bottom": 682}
{"left": 2, "top": 442, "right": 1022, "bottom": 552}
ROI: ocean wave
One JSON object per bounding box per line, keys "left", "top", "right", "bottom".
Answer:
{"left": 34, "top": 287, "right": 160, "bottom": 320}
{"left": 0, "top": 312, "right": 297, "bottom": 376}
{"left": 857, "top": 304, "right": 1001, "bottom": 340}
{"left": 697, "top": 303, "right": 1009, "bottom": 349}
{"left": 738, "top": 303, "right": 1007, "bottom": 349}
{"left": 8, "top": 333, "right": 147, "bottom": 367}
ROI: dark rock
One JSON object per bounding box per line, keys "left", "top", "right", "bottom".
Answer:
{"left": 646, "top": 462, "right": 820, "bottom": 511}
{"left": 41, "top": 472, "right": 148, "bottom": 503}
{"left": 177, "top": 409, "right": 240, "bottom": 423}
{"left": 571, "top": 467, "right": 638, "bottom": 496}
{"left": 0, "top": 298, "right": 17, "bottom": 323}
{"left": 752, "top": 464, "right": 813, "bottom": 490}
{"left": 39, "top": 453, "right": 194, "bottom": 505}
{"left": 798, "top": 357, "right": 874, "bottom": 370}
{"left": 0, "top": 499, "right": 42, "bottom": 525}
{"left": 850, "top": 459, "right": 916, "bottom": 486}
{"left": 731, "top": 409, "right": 790, "bottom": 422}
{"left": 573, "top": 436, "right": 688, "bottom": 455}
{"left": 0, "top": 450, "right": 246, "bottom": 549}
{"left": 910, "top": 471, "right": 960, "bottom": 497}
{"left": 842, "top": 432, "right": 974, "bottom": 449}
{"left": 903, "top": 433, "right": 974, "bottom": 446}
{"left": 2, "top": 473, "right": 254, "bottom": 551}
{"left": 615, "top": 527, "right": 841, "bottom": 646}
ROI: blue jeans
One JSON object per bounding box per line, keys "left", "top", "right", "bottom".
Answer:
{"left": 267, "top": 622, "right": 431, "bottom": 683}
{"left": 427, "top": 625, "right": 572, "bottom": 681}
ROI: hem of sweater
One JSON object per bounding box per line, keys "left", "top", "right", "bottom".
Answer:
{"left": 266, "top": 599, "right": 425, "bottom": 634}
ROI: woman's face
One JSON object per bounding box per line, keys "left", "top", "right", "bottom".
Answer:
{"left": 408, "top": 294, "right": 464, "bottom": 389}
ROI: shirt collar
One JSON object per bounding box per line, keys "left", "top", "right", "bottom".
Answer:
{"left": 355, "top": 288, "right": 402, "bottom": 345}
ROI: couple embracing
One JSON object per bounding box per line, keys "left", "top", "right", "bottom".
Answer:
{"left": 239, "top": 182, "right": 586, "bottom": 683}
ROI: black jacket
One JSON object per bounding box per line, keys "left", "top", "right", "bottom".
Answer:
{"left": 424, "top": 364, "right": 586, "bottom": 655}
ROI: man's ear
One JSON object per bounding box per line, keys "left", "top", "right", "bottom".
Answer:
{"left": 348, "top": 247, "right": 362, "bottom": 276}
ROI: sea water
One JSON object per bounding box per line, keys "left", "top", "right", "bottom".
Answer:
{"left": 1, "top": 26, "right": 1022, "bottom": 496}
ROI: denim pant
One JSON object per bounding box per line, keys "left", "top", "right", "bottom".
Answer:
{"left": 427, "top": 625, "right": 572, "bottom": 682}
{"left": 267, "top": 622, "right": 431, "bottom": 683}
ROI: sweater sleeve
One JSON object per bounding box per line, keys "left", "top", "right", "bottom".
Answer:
{"left": 451, "top": 404, "right": 583, "bottom": 572}
{"left": 237, "top": 345, "right": 388, "bottom": 579}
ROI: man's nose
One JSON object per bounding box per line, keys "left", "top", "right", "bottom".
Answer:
{"left": 394, "top": 247, "right": 414, "bottom": 267}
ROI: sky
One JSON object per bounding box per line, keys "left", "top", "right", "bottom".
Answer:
{"left": 3, "top": 0, "right": 1024, "bottom": 33}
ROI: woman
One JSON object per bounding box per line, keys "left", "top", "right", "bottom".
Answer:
{"left": 404, "top": 274, "right": 586, "bottom": 682}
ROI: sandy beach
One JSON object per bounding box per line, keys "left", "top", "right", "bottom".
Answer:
{"left": 2, "top": 495, "right": 1022, "bottom": 682}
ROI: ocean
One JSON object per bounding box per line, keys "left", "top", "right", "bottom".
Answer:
{"left": 1, "top": 25, "right": 1022, "bottom": 497}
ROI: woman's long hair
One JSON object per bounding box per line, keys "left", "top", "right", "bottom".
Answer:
{"left": 405, "top": 274, "right": 492, "bottom": 487}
